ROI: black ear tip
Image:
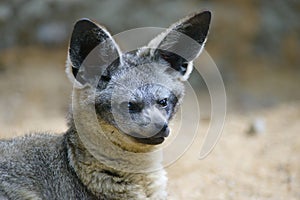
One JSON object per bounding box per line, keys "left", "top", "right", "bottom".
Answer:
{"left": 196, "top": 10, "right": 211, "bottom": 22}
{"left": 204, "top": 11, "right": 211, "bottom": 20}
{"left": 76, "top": 18, "right": 93, "bottom": 24}
{"left": 202, "top": 10, "right": 211, "bottom": 16}
{"left": 80, "top": 17, "right": 92, "bottom": 21}
{"left": 77, "top": 17, "right": 91, "bottom": 22}
{"left": 73, "top": 18, "right": 97, "bottom": 30}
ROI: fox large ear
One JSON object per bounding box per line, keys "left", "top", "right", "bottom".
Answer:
{"left": 66, "top": 18, "right": 121, "bottom": 86}
{"left": 149, "top": 11, "right": 211, "bottom": 81}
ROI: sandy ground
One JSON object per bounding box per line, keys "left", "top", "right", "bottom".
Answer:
{"left": 0, "top": 48, "right": 299, "bottom": 199}
{"left": 168, "top": 103, "right": 300, "bottom": 199}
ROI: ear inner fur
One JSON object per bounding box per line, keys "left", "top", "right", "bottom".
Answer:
{"left": 69, "top": 19, "right": 109, "bottom": 71}
{"left": 147, "top": 11, "right": 211, "bottom": 79}
{"left": 67, "top": 18, "right": 122, "bottom": 85}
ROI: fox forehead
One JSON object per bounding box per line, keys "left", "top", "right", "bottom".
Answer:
{"left": 106, "top": 53, "right": 185, "bottom": 100}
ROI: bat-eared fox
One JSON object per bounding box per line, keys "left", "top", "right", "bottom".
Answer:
{"left": 0, "top": 10, "right": 211, "bottom": 199}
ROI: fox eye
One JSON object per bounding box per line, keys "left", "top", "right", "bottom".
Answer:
{"left": 120, "top": 102, "right": 139, "bottom": 113}
{"left": 127, "top": 102, "right": 142, "bottom": 113}
{"left": 157, "top": 98, "right": 168, "bottom": 108}
{"left": 182, "top": 63, "right": 188, "bottom": 69}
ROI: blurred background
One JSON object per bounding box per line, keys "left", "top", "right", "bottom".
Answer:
{"left": 0, "top": 0, "right": 299, "bottom": 199}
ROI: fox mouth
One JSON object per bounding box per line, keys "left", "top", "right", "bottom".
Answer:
{"left": 134, "top": 136, "right": 165, "bottom": 145}
{"left": 129, "top": 128, "right": 170, "bottom": 145}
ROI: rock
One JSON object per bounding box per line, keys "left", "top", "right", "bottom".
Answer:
{"left": 247, "top": 117, "right": 266, "bottom": 135}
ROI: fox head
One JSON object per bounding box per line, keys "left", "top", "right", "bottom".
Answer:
{"left": 66, "top": 11, "right": 211, "bottom": 151}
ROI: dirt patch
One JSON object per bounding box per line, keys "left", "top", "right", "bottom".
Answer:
{"left": 168, "top": 102, "right": 300, "bottom": 199}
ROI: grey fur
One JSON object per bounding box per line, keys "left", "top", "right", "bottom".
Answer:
{"left": 0, "top": 11, "right": 211, "bottom": 199}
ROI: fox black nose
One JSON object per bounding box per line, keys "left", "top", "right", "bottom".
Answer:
{"left": 161, "top": 124, "right": 168, "bottom": 132}
{"left": 154, "top": 123, "right": 169, "bottom": 138}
